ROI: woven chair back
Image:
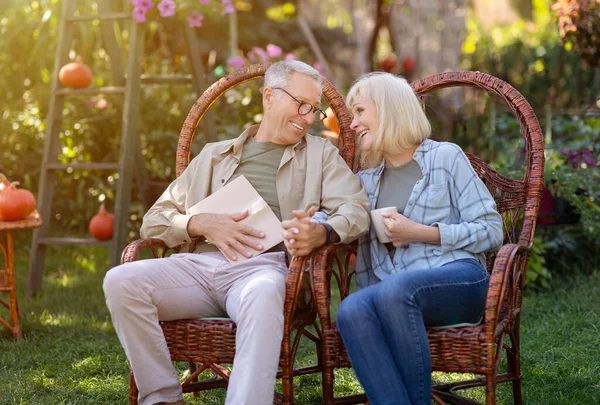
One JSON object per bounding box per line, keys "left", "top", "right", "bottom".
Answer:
{"left": 176, "top": 63, "right": 356, "bottom": 175}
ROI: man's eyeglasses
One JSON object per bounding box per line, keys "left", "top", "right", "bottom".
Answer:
{"left": 272, "top": 87, "right": 327, "bottom": 122}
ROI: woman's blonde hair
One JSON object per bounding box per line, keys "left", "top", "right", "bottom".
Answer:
{"left": 346, "top": 72, "right": 431, "bottom": 168}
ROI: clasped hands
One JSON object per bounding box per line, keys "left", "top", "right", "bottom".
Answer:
{"left": 187, "top": 206, "right": 327, "bottom": 261}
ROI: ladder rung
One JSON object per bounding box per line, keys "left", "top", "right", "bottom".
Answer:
{"left": 46, "top": 163, "right": 119, "bottom": 171}
{"left": 66, "top": 12, "right": 131, "bottom": 22}
{"left": 38, "top": 237, "right": 111, "bottom": 247}
{"left": 56, "top": 86, "right": 126, "bottom": 96}
{"left": 141, "top": 74, "right": 194, "bottom": 85}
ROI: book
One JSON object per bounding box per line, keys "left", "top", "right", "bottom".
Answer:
{"left": 187, "top": 175, "right": 284, "bottom": 264}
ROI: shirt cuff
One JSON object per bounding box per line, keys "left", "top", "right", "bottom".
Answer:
{"left": 432, "top": 222, "right": 448, "bottom": 255}
{"left": 170, "top": 214, "right": 194, "bottom": 246}
{"left": 328, "top": 216, "right": 350, "bottom": 244}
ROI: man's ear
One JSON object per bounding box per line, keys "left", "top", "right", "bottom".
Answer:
{"left": 263, "top": 87, "right": 274, "bottom": 110}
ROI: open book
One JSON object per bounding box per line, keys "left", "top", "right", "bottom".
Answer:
{"left": 187, "top": 175, "right": 284, "bottom": 264}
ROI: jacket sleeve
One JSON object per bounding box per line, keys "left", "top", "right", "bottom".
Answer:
{"left": 319, "top": 142, "right": 371, "bottom": 244}
{"left": 139, "top": 149, "right": 211, "bottom": 248}
{"left": 433, "top": 147, "right": 504, "bottom": 255}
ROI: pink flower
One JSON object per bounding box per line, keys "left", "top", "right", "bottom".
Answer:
{"left": 187, "top": 10, "right": 204, "bottom": 27}
{"left": 227, "top": 56, "right": 245, "bottom": 68}
{"left": 157, "top": 0, "right": 176, "bottom": 17}
{"left": 313, "top": 62, "right": 325, "bottom": 76}
{"left": 285, "top": 53, "right": 297, "bottom": 60}
{"left": 131, "top": 0, "right": 153, "bottom": 12}
{"left": 132, "top": 6, "right": 147, "bottom": 23}
{"left": 251, "top": 46, "right": 269, "bottom": 62}
{"left": 198, "top": 0, "right": 210, "bottom": 4}
{"left": 96, "top": 98, "right": 108, "bottom": 109}
{"left": 266, "top": 44, "right": 282, "bottom": 58}
{"left": 221, "top": 0, "right": 235, "bottom": 15}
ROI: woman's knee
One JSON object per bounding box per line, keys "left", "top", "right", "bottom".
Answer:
{"left": 337, "top": 291, "right": 372, "bottom": 328}
{"left": 376, "top": 275, "right": 414, "bottom": 305}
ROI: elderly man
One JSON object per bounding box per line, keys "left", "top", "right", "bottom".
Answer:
{"left": 103, "top": 60, "right": 370, "bottom": 405}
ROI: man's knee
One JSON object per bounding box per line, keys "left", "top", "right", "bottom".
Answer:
{"left": 237, "top": 274, "right": 285, "bottom": 322}
{"left": 103, "top": 263, "right": 141, "bottom": 306}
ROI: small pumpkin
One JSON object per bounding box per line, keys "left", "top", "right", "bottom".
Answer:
{"left": 402, "top": 56, "right": 416, "bottom": 73}
{"left": 322, "top": 107, "right": 339, "bottom": 134}
{"left": 89, "top": 207, "right": 114, "bottom": 241}
{"left": 0, "top": 182, "right": 37, "bottom": 221}
{"left": 59, "top": 58, "right": 93, "bottom": 89}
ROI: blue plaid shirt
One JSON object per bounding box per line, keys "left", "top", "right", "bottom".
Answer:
{"left": 355, "top": 139, "right": 503, "bottom": 289}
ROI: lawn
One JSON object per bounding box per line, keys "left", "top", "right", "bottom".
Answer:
{"left": 1, "top": 232, "right": 599, "bottom": 404}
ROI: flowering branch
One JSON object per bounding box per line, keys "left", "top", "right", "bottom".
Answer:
{"left": 130, "top": 0, "right": 236, "bottom": 26}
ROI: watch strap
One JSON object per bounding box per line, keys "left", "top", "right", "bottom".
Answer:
{"left": 323, "top": 223, "right": 334, "bottom": 245}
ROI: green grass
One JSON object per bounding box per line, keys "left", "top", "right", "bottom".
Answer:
{"left": 1, "top": 233, "right": 599, "bottom": 404}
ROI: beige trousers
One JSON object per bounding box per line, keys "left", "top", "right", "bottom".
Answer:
{"left": 103, "top": 251, "right": 288, "bottom": 405}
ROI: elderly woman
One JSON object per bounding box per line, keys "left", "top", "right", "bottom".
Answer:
{"left": 335, "top": 72, "right": 504, "bottom": 405}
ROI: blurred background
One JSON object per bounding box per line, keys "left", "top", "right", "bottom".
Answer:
{"left": 0, "top": 0, "right": 599, "bottom": 289}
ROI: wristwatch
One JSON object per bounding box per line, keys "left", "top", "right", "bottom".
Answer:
{"left": 322, "top": 223, "right": 334, "bottom": 245}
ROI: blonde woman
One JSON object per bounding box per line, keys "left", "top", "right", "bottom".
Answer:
{"left": 336, "top": 73, "right": 503, "bottom": 405}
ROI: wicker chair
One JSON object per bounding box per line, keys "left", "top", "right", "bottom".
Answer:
{"left": 309, "top": 71, "right": 545, "bottom": 405}
{"left": 119, "top": 63, "right": 358, "bottom": 405}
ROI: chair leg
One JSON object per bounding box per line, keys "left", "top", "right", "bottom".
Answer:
{"left": 279, "top": 356, "right": 294, "bottom": 405}
{"left": 322, "top": 365, "right": 335, "bottom": 405}
{"left": 485, "top": 372, "right": 496, "bottom": 405}
{"left": 188, "top": 362, "right": 199, "bottom": 398}
{"left": 509, "top": 326, "right": 523, "bottom": 405}
{"left": 129, "top": 370, "right": 139, "bottom": 405}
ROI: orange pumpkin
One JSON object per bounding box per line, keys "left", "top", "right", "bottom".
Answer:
{"left": 402, "top": 56, "right": 416, "bottom": 73}
{"left": 59, "top": 59, "right": 93, "bottom": 89}
{"left": 323, "top": 107, "right": 339, "bottom": 134}
{"left": 0, "top": 182, "right": 37, "bottom": 221}
{"left": 89, "top": 207, "right": 114, "bottom": 241}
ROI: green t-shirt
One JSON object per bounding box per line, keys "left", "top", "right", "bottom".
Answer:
{"left": 228, "top": 136, "right": 286, "bottom": 220}
{"left": 195, "top": 136, "right": 286, "bottom": 254}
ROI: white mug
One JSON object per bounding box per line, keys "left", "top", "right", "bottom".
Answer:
{"left": 370, "top": 206, "right": 398, "bottom": 243}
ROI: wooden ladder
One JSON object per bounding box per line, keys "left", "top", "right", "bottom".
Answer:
{"left": 28, "top": 0, "right": 209, "bottom": 296}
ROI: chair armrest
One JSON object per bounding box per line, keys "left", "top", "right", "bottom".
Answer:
{"left": 306, "top": 243, "right": 356, "bottom": 331}
{"left": 120, "top": 238, "right": 171, "bottom": 264}
{"left": 484, "top": 243, "right": 530, "bottom": 338}
{"left": 282, "top": 255, "right": 312, "bottom": 331}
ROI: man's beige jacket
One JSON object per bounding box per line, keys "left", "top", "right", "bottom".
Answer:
{"left": 140, "top": 125, "right": 370, "bottom": 252}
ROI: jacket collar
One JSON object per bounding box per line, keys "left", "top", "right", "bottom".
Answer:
{"left": 219, "top": 124, "right": 308, "bottom": 159}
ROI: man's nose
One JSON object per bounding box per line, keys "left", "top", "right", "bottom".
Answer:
{"left": 301, "top": 112, "right": 315, "bottom": 124}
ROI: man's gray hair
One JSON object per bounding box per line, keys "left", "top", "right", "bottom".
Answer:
{"left": 264, "top": 60, "right": 322, "bottom": 91}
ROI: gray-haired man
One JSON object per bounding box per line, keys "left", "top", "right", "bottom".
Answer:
{"left": 104, "top": 60, "right": 369, "bottom": 405}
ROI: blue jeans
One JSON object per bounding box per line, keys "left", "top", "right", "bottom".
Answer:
{"left": 336, "top": 259, "right": 489, "bottom": 405}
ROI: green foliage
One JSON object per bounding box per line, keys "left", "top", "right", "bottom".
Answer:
{"left": 462, "top": 0, "right": 598, "bottom": 109}
{"left": 527, "top": 235, "right": 551, "bottom": 290}
{"left": 552, "top": 0, "right": 600, "bottom": 66}
{"left": 487, "top": 113, "right": 600, "bottom": 289}
{"left": 0, "top": 0, "right": 345, "bottom": 240}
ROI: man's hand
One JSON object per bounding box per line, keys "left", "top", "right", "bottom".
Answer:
{"left": 281, "top": 206, "right": 328, "bottom": 257}
{"left": 381, "top": 211, "right": 441, "bottom": 247}
{"left": 187, "top": 210, "right": 265, "bottom": 261}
